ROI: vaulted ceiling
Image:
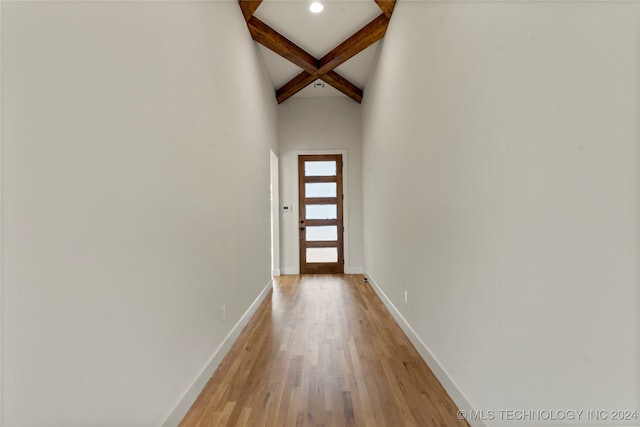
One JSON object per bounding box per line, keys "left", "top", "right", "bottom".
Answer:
{"left": 238, "top": 0, "right": 396, "bottom": 103}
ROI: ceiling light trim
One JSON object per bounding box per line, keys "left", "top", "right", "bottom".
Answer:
{"left": 309, "top": 2, "right": 324, "bottom": 14}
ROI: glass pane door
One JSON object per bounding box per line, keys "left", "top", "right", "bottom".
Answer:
{"left": 298, "top": 155, "right": 344, "bottom": 274}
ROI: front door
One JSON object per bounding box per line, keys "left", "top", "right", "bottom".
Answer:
{"left": 298, "top": 154, "right": 344, "bottom": 274}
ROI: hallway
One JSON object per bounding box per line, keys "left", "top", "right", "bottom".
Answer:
{"left": 180, "top": 275, "right": 468, "bottom": 426}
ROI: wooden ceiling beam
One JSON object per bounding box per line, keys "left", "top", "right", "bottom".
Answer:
{"left": 374, "top": 0, "right": 396, "bottom": 19}
{"left": 317, "top": 14, "right": 389, "bottom": 73}
{"left": 276, "top": 14, "right": 390, "bottom": 103}
{"left": 241, "top": 1, "right": 396, "bottom": 104}
{"left": 247, "top": 17, "right": 318, "bottom": 74}
{"left": 276, "top": 70, "right": 363, "bottom": 104}
{"left": 239, "top": 0, "right": 263, "bottom": 21}
{"left": 277, "top": 72, "right": 316, "bottom": 104}
{"left": 321, "top": 72, "right": 363, "bottom": 103}
{"left": 248, "top": 15, "right": 366, "bottom": 103}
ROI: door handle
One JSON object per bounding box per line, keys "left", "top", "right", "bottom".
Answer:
{"left": 300, "top": 227, "right": 305, "bottom": 231}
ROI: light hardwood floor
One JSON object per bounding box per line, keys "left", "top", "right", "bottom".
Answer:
{"left": 180, "top": 274, "right": 469, "bottom": 427}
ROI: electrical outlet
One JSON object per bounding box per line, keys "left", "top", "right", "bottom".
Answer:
{"left": 404, "top": 291, "right": 408, "bottom": 305}
{"left": 221, "top": 304, "right": 226, "bottom": 321}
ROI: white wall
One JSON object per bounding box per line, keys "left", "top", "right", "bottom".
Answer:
{"left": 278, "top": 97, "right": 363, "bottom": 274}
{"left": 363, "top": 2, "right": 639, "bottom": 425}
{"left": 1, "top": 1, "right": 277, "bottom": 425}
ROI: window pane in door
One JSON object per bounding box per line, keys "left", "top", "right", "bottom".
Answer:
{"left": 305, "top": 183, "right": 336, "bottom": 198}
{"left": 305, "top": 161, "right": 336, "bottom": 177}
{"left": 306, "top": 247, "right": 338, "bottom": 263}
{"left": 306, "top": 226, "right": 338, "bottom": 242}
{"left": 305, "top": 204, "right": 337, "bottom": 220}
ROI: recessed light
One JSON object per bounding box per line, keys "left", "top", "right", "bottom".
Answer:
{"left": 309, "top": 2, "right": 324, "bottom": 13}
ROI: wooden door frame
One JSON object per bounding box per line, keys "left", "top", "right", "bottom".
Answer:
{"left": 298, "top": 154, "right": 344, "bottom": 274}
{"left": 294, "top": 149, "right": 350, "bottom": 274}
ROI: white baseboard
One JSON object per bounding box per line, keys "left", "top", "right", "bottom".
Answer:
{"left": 281, "top": 267, "right": 299, "bottom": 275}
{"left": 364, "top": 272, "right": 488, "bottom": 427}
{"left": 159, "top": 279, "right": 273, "bottom": 427}
{"left": 345, "top": 266, "right": 363, "bottom": 274}
{"left": 272, "top": 268, "right": 281, "bottom": 277}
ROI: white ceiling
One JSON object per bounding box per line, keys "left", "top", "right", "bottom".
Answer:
{"left": 253, "top": 0, "right": 383, "bottom": 100}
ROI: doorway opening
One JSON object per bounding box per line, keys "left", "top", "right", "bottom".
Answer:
{"left": 270, "top": 150, "right": 280, "bottom": 277}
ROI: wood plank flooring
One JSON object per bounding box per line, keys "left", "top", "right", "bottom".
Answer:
{"left": 180, "top": 274, "right": 469, "bottom": 427}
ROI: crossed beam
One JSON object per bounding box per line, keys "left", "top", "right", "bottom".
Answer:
{"left": 239, "top": 0, "right": 396, "bottom": 104}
